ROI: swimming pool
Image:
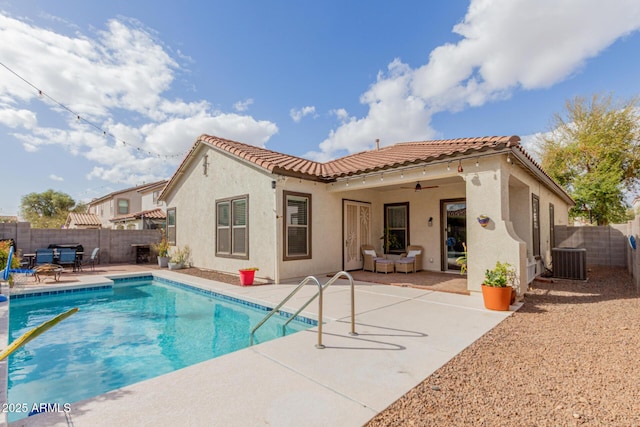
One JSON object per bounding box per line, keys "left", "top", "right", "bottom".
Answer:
{"left": 6, "top": 276, "right": 314, "bottom": 421}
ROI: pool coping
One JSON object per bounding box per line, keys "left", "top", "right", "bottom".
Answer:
{"left": 3, "top": 271, "right": 520, "bottom": 427}
{"left": 1, "top": 270, "right": 321, "bottom": 425}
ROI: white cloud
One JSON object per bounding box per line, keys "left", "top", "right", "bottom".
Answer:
{"left": 233, "top": 98, "right": 254, "bottom": 112}
{"left": 290, "top": 106, "right": 316, "bottom": 123}
{"left": 313, "top": 0, "right": 640, "bottom": 160}
{"left": 49, "top": 174, "right": 64, "bottom": 181}
{"left": 0, "top": 107, "right": 37, "bottom": 129}
{"left": 330, "top": 108, "right": 349, "bottom": 123}
{"left": 0, "top": 12, "right": 279, "bottom": 186}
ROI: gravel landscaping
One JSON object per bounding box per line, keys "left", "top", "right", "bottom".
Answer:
{"left": 366, "top": 266, "right": 640, "bottom": 426}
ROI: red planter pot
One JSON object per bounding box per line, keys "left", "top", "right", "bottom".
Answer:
{"left": 481, "top": 285, "right": 512, "bottom": 311}
{"left": 239, "top": 269, "right": 255, "bottom": 286}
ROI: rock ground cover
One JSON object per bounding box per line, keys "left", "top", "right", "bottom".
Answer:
{"left": 366, "top": 267, "right": 640, "bottom": 426}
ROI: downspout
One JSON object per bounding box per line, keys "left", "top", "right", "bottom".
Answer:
{"left": 273, "top": 177, "right": 281, "bottom": 284}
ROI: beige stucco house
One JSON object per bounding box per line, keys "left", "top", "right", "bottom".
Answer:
{"left": 88, "top": 180, "right": 168, "bottom": 229}
{"left": 159, "top": 134, "right": 573, "bottom": 295}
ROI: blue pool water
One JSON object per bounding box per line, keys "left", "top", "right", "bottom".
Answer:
{"left": 7, "top": 277, "right": 313, "bottom": 421}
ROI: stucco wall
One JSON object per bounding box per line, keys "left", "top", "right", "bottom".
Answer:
{"left": 163, "top": 145, "right": 279, "bottom": 281}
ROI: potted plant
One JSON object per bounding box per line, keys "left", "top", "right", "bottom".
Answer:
{"left": 481, "top": 261, "right": 514, "bottom": 311}
{"left": 168, "top": 245, "right": 190, "bottom": 270}
{"left": 380, "top": 227, "right": 402, "bottom": 254}
{"left": 455, "top": 242, "right": 467, "bottom": 274}
{"left": 238, "top": 267, "right": 259, "bottom": 286}
{"left": 152, "top": 236, "right": 170, "bottom": 268}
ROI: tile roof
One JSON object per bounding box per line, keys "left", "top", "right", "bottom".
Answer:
{"left": 199, "top": 134, "right": 520, "bottom": 179}
{"left": 66, "top": 213, "right": 101, "bottom": 227}
{"left": 161, "top": 134, "right": 571, "bottom": 205}
{"left": 110, "top": 208, "right": 166, "bottom": 222}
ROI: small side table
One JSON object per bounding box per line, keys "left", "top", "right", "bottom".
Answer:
{"left": 376, "top": 259, "right": 395, "bottom": 274}
{"left": 395, "top": 258, "right": 415, "bottom": 274}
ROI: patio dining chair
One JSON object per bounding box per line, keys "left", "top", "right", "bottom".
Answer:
{"left": 34, "top": 248, "right": 54, "bottom": 266}
{"left": 56, "top": 248, "right": 78, "bottom": 271}
{"left": 82, "top": 248, "right": 100, "bottom": 271}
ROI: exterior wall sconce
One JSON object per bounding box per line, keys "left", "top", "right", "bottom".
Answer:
{"left": 477, "top": 215, "right": 490, "bottom": 227}
{"left": 271, "top": 180, "right": 276, "bottom": 189}
{"left": 202, "top": 154, "right": 209, "bottom": 176}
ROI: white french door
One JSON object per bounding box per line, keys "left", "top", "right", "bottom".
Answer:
{"left": 343, "top": 200, "right": 371, "bottom": 271}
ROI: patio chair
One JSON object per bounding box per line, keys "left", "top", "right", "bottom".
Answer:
{"left": 56, "top": 248, "right": 78, "bottom": 271}
{"left": 361, "top": 244, "right": 384, "bottom": 272}
{"left": 82, "top": 248, "right": 100, "bottom": 271}
{"left": 34, "top": 248, "right": 54, "bottom": 266}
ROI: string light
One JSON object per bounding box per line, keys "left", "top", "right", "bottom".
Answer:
{"left": 0, "top": 60, "right": 187, "bottom": 160}
{"left": 457, "top": 160, "right": 464, "bottom": 173}
{"left": 476, "top": 157, "right": 479, "bottom": 167}
{"left": 447, "top": 161, "right": 451, "bottom": 171}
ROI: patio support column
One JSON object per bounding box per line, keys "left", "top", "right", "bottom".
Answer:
{"left": 465, "top": 157, "right": 526, "bottom": 294}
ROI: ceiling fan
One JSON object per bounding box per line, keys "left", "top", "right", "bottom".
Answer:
{"left": 400, "top": 182, "right": 439, "bottom": 192}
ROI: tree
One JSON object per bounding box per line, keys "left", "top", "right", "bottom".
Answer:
{"left": 539, "top": 94, "right": 640, "bottom": 225}
{"left": 20, "top": 189, "right": 78, "bottom": 228}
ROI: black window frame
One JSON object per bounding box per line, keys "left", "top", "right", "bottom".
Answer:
{"left": 283, "top": 190, "right": 312, "bottom": 261}
{"left": 532, "top": 194, "right": 540, "bottom": 258}
{"left": 383, "top": 202, "right": 409, "bottom": 254}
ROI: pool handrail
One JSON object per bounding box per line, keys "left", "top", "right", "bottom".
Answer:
{"left": 250, "top": 271, "right": 357, "bottom": 349}
{"left": 281, "top": 271, "right": 357, "bottom": 349}
{"left": 249, "top": 275, "right": 321, "bottom": 346}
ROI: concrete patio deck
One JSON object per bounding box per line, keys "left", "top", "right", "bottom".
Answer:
{"left": 7, "top": 265, "right": 519, "bottom": 427}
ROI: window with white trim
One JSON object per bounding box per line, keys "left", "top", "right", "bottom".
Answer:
{"left": 166, "top": 207, "right": 176, "bottom": 245}
{"left": 216, "top": 196, "right": 248, "bottom": 258}
{"left": 117, "top": 198, "right": 130, "bottom": 215}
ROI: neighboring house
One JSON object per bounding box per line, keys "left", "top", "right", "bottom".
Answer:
{"left": 88, "top": 180, "right": 168, "bottom": 229}
{"left": 159, "top": 135, "right": 573, "bottom": 294}
{"left": 64, "top": 212, "right": 102, "bottom": 229}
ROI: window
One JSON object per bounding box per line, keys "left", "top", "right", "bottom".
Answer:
{"left": 532, "top": 194, "right": 540, "bottom": 257}
{"left": 216, "top": 196, "right": 248, "bottom": 258}
{"left": 166, "top": 208, "right": 176, "bottom": 245}
{"left": 284, "top": 191, "right": 311, "bottom": 260}
{"left": 549, "top": 203, "right": 555, "bottom": 249}
{"left": 384, "top": 203, "right": 409, "bottom": 254}
{"left": 153, "top": 190, "right": 160, "bottom": 205}
{"left": 117, "top": 198, "right": 130, "bottom": 215}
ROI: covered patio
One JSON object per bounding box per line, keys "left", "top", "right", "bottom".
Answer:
{"left": 345, "top": 270, "right": 468, "bottom": 295}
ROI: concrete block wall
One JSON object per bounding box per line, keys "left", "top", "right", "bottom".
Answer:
{"left": 0, "top": 222, "right": 161, "bottom": 264}
{"left": 554, "top": 225, "right": 627, "bottom": 267}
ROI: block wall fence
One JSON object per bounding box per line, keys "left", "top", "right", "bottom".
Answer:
{"left": 0, "top": 222, "right": 161, "bottom": 264}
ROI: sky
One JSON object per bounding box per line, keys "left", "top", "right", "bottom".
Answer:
{"left": 1, "top": 0, "right": 640, "bottom": 217}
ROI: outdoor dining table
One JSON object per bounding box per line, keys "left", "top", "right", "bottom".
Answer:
{"left": 22, "top": 251, "right": 84, "bottom": 270}
{"left": 22, "top": 253, "right": 36, "bottom": 269}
